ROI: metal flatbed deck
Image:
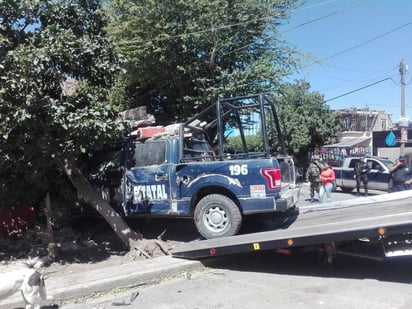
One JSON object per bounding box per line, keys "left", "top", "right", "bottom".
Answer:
{"left": 172, "top": 190, "right": 412, "bottom": 259}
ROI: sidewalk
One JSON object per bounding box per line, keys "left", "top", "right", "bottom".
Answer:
{"left": 0, "top": 255, "right": 206, "bottom": 309}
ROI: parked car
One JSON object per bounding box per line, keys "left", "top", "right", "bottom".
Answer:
{"left": 333, "top": 156, "right": 394, "bottom": 192}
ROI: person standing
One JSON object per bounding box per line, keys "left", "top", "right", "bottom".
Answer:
{"left": 319, "top": 161, "right": 336, "bottom": 204}
{"left": 389, "top": 156, "right": 412, "bottom": 192}
{"left": 305, "top": 155, "right": 323, "bottom": 202}
{"left": 353, "top": 156, "right": 371, "bottom": 196}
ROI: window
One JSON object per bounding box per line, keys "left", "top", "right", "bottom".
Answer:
{"left": 359, "top": 118, "right": 367, "bottom": 131}
{"left": 128, "top": 141, "right": 166, "bottom": 167}
{"left": 183, "top": 138, "right": 214, "bottom": 162}
{"left": 348, "top": 159, "right": 360, "bottom": 168}
{"left": 343, "top": 117, "right": 351, "bottom": 130}
{"left": 371, "top": 161, "right": 381, "bottom": 170}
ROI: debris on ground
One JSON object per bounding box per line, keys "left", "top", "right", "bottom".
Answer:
{"left": 0, "top": 218, "right": 177, "bottom": 272}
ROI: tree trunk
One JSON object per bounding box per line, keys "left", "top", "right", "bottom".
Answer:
{"left": 62, "top": 159, "right": 142, "bottom": 250}
{"left": 44, "top": 192, "right": 54, "bottom": 242}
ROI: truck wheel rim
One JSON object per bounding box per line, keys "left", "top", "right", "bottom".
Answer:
{"left": 204, "top": 206, "right": 227, "bottom": 231}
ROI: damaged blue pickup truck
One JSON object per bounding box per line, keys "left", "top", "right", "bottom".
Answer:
{"left": 84, "top": 94, "right": 300, "bottom": 239}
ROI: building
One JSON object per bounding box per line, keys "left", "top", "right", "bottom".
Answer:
{"left": 334, "top": 107, "right": 395, "bottom": 132}
{"left": 321, "top": 107, "right": 397, "bottom": 162}
{"left": 373, "top": 129, "right": 412, "bottom": 162}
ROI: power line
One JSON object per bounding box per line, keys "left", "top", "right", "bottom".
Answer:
{"left": 281, "top": 0, "right": 365, "bottom": 34}
{"left": 114, "top": 0, "right": 410, "bottom": 105}
{"left": 221, "top": 1, "right": 365, "bottom": 58}
{"left": 322, "top": 21, "right": 412, "bottom": 61}
{"left": 117, "top": 8, "right": 290, "bottom": 46}
{"left": 117, "top": 1, "right": 363, "bottom": 47}
{"left": 299, "top": 19, "right": 412, "bottom": 72}
{"left": 115, "top": 0, "right": 410, "bottom": 68}
{"left": 325, "top": 77, "right": 398, "bottom": 102}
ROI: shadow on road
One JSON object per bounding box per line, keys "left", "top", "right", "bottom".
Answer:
{"left": 203, "top": 248, "right": 412, "bottom": 284}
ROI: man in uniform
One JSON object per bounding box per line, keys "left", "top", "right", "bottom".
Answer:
{"left": 305, "top": 155, "right": 323, "bottom": 202}
{"left": 389, "top": 155, "right": 412, "bottom": 192}
{"left": 353, "top": 156, "right": 371, "bottom": 196}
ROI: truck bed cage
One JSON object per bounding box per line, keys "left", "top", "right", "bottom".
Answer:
{"left": 183, "top": 93, "right": 286, "bottom": 160}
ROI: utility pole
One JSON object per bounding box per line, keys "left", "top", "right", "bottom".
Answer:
{"left": 399, "top": 58, "right": 408, "bottom": 156}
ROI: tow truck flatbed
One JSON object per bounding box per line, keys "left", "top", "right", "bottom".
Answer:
{"left": 172, "top": 191, "right": 412, "bottom": 259}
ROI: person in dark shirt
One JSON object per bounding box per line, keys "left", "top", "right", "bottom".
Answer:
{"left": 353, "top": 156, "right": 371, "bottom": 196}
{"left": 389, "top": 155, "right": 412, "bottom": 192}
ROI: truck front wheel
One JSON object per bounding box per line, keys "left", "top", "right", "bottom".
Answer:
{"left": 194, "top": 194, "right": 242, "bottom": 239}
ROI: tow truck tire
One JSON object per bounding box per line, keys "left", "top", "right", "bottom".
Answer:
{"left": 194, "top": 194, "right": 242, "bottom": 239}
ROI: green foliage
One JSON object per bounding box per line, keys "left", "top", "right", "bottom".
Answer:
{"left": 225, "top": 134, "right": 263, "bottom": 153}
{"left": 0, "top": 0, "right": 124, "bottom": 208}
{"left": 275, "top": 80, "right": 343, "bottom": 161}
{"left": 107, "top": 0, "right": 298, "bottom": 124}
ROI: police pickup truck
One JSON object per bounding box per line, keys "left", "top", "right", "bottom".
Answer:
{"left": 85, "top": 94, "right": 299, "bottom": 239}
{"left": 333, "top": 156, "right": 394, "bottom": 193}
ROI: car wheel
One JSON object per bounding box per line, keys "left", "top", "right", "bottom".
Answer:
{"left": 194, "top": 194, "right": 242, "bottom": 239}
{"left": 341, "top": 186, "right": 353, "bottom": 193}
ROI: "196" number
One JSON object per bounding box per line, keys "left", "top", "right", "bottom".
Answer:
{"left": 229, "top": 164, "right": 248, "bottom": 175}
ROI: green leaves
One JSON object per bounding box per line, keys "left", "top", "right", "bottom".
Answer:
{"left": 275, "top": 80, "right": 342, "bottom": 160}
{"left": 0, "top": 0, "right": 123, "bottom": 208}
{"left": 107, "top": 0, "right": 298, "bottom": 124}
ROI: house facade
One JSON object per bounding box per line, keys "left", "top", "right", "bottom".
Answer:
{"left": 335, "top": 107, "right": 396, "bottom": 132}
{"left": 320, "top": 107, "right": 400, "bottom": 163}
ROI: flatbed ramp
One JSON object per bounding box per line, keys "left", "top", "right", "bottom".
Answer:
{"left": 172, "top": 191, "right": 412, "bottom": 259}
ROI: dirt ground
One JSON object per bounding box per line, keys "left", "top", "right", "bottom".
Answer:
{"left": 0, "top": 217, "right": 180, "bottom": 279}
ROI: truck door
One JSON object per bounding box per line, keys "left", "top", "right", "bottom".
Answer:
{"left": 344, "top": 159, "right": 359, "bottom": 188}
{"left": 366, "top": 158, "right": 391, "bottom": 191}
{"left": 86, "top": 143, "right": 126, "bottom": 213}
{"left": 124, "top": 139, "right": 172, "bottom": 215}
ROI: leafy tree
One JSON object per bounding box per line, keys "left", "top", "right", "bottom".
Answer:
{"left": 0, "top": 0, "right": 141, "bottom": 248}
{"left": 107, "top": 0, "right": 299, "bottom": 124}
{"left": 275, "top": 80, "right": 342, "bottom": 163}
{"left": 225, "top": 134, "right": 264, "bottom": 154}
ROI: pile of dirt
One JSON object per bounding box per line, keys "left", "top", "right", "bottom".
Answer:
{"left": 0, "top": 218, "right": 128, "bottom": 268}
{"left": 0, "top": 216, "right": 181, "bottom": 275}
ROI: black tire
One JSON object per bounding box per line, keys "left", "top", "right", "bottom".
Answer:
{"left": 340, "top": 186, "right": 353, "bottom": 193}
{"left": 194, "top": 194, "right": 242, "bottom": 239}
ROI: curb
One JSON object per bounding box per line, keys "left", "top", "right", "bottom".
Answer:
{"left": 0, "top": 256, "right": 205, "bottom": 309}
{"left": 298, "top": 190, "right": 412, "bottom": 213}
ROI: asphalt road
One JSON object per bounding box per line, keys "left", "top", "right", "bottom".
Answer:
{"left": 60, "top": 249, "right": 412, "bottom": 309}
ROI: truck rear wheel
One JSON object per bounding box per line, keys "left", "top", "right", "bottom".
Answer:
{"left": 194, "top": 194, "right": 242, "bottom": 239}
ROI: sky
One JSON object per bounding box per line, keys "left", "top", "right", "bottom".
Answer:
{"left": 280, "top": 0, "right": 412, "bottom": 123}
